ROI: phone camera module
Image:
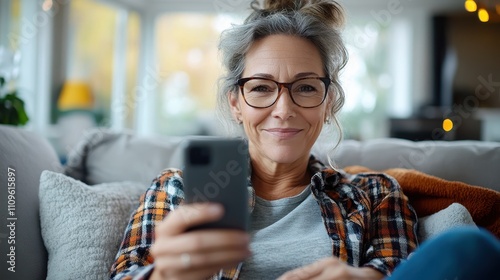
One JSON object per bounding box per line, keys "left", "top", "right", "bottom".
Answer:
{"left": 189, "top": 146, "right": 211, "bottom": 165}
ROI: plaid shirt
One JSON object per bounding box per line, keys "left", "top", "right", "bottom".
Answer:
{"left": 110, "top": 156, "right": 418, "bottom": 279}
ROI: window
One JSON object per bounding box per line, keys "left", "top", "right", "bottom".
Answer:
{"left": 64, "top": 2, "right": 243, "bottom": 135}
{"left": 65, "top": 0, "right": 139, "bottom": 127}
{"left": 340, "top": 18, "right": 409, "bottom": 140}
{"left": 0, "top": 0, "right": 21, "bottom": 93}
{"left": 154, "top": 13, "right": 243, "bottom": 135}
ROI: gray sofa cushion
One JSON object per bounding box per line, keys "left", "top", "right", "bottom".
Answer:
{"left": 0, "top": 125, "right": 62, "bottom": 280}
{"left": 329, "top": 138, "right": 500, "bottom": 191}
{"left": 64, "top": 129, "right": 185, "bottom": 186}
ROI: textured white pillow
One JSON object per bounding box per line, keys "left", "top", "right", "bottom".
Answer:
{"left": 39, "top": 170, "right": 146, "bottom": 280}
{"left": 417, "top": 203, "right": 477, "bottom": 242}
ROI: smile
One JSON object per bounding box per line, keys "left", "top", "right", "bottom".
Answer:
{"left": 264, "top": 128, "right": 303, "bottom": 139}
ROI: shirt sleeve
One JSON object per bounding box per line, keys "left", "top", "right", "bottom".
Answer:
{"left": 360, "top": 173, "right": 419, "bottom": 275}
{"left": 109, "top": 169, "right": 184, "bottom": 280}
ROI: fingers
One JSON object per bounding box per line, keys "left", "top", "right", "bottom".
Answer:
{"left": 151, "top": 203, "right": 251, "bottom": 280}
{"left": 154, "top": 263, "right": 233, "bottom": 280}
{"left": 277, "top": 257, "right": 347, "bottom": 280}
{"left": 151, "top": 233, "right": 251, "bottom": 280}
{"left": 277, "top": 261, "right": 322, "bottom": 280}
{"left": 154, "top": 248, "right": 251, "bottom": 273}
{"left": 151, "top": 264, "right": 226, "bottom": 280}
{"left": 152, "top": 229, "right": 250, "bottom": 255}
{"left": 156, "top": 203, "right": 224, "bottom": 236}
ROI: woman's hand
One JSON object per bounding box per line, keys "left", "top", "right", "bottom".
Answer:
{"left": 150, "top": 203, "right": 251, "bottom": 280}
{"left": 277, "top": 257, "right": 384, "bottom": 280}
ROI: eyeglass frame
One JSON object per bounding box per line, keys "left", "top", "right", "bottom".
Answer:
{"left": 236, "top": 76, "right": 331, "bottom": 109}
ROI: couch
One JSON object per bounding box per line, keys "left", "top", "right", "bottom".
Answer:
{"left": 0, "top": 124, "right": 499, "bottom": 280}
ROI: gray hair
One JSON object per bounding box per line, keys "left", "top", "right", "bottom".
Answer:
{"left": 216, "top": 1, "right": 348, "bottom": 154}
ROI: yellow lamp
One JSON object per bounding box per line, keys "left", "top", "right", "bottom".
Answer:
{"left": 57, "top": 81, "right": 96, "bottom": 154}
{"left": 57, "top": 81, "right": 94, "bottom": 111}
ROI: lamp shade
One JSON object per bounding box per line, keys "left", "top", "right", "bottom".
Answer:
{"left": 57, "top": 81, "right": 94, "bottom": 111}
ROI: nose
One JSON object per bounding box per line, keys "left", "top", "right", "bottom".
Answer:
{"left": 271, "top": 86, "right": 296, "bottom": 120}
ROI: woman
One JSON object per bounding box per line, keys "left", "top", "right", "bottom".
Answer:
{"left": 110, "top": 0, "right": 418, "bottom": 279}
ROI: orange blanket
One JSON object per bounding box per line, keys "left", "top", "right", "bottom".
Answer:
{"left": 344, "top": 166, "right": 500, "bottom": 238}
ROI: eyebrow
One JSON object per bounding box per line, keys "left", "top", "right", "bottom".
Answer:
{"left": 251, "top": 72, "right": 321, "bottom": 80}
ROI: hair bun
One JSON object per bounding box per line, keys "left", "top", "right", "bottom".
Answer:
{"left": 251, "top": 0, "right": 345, "bottom": 29}
{"left": 260, "top": 0, "right": 297, "bottom": 10}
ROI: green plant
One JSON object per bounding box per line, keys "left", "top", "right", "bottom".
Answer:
{"left": 0, "top": 76, "right": 29, "bottom": 126}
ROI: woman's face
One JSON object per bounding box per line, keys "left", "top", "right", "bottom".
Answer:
{"left": 229, "top": 34, "right": 330, "bottom": 166}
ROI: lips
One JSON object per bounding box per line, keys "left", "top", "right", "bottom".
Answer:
{"left": 264, "top": 128, "right": 303, "bottom": 139}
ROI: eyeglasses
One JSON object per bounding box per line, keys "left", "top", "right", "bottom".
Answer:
{"left": 236, "top": 77, "right": 331, "bottom": 108}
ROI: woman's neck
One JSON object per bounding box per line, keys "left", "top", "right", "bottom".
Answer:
{"left": 251, "top": 157, "right": 311, "bottom": 200}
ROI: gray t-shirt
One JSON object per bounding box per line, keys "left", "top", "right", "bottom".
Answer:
{"left": 239, "top": 187, "right": 332, "bottom": 279}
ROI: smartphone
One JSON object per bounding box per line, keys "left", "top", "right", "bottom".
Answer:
{"left": 181, "top": 137, "right": 249, "bottom": 231}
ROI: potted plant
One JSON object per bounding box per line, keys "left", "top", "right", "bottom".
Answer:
{"left": 0, "top": 47, "right": 28, "bottom": 126}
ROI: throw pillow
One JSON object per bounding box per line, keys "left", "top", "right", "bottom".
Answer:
{"left": 418, "top": 203, "right": 477, "bottom": 242}
{"left": 39, "top": 170, "right": 146, "bottom": 280}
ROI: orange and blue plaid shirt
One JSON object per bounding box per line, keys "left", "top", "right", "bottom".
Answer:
{"left": 110, "top": 156, "right": 418, "bottom": 279}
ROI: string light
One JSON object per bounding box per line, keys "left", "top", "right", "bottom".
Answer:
{"left": 465, "top": 0, "right": 500, "bottom": 22}
{"left": 443, "top": 119, "right": 453, "bottom": 132}
{"left": 478, "top": 8, "right": 490, "bottom": 22}
{"left": 465, "top": 0, "right": 478, "bottom": 12}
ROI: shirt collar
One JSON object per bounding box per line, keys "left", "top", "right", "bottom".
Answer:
{"left": 246, "top": 154, "right": 342, "bottom": 212}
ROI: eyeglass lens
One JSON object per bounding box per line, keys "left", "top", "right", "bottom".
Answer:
{"left": 242, "top": 78, "right": 326, "bottom": 108}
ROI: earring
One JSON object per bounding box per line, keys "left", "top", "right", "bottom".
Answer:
{"left": 324, "top": 117, "right": 331, "bottom": 124}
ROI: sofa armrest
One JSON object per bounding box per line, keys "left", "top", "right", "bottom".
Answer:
{"left": 0, "top": 125, "right": 62, "bottom": 280}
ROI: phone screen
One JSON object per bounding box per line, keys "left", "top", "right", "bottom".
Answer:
{"left": 182, "top": 138, "right": 249, "bottom": 231}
